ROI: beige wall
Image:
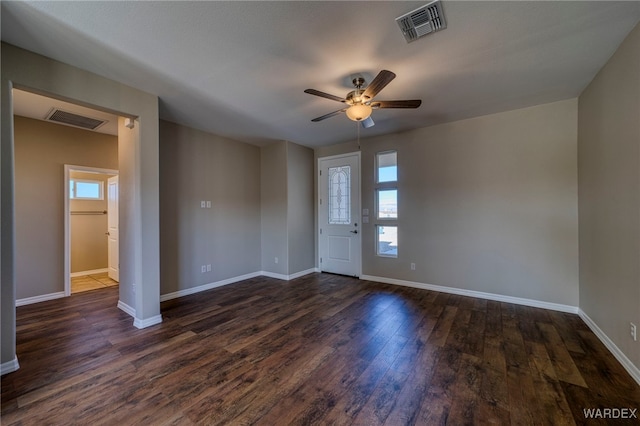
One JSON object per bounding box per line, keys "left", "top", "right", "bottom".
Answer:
{"left": 318, "top": 99, "right": 579, "bottom": 306}
{"left": 2, "top": 43, "right": 160, "bottom": 367}
{"left": 159, "top": 120, "right": 261, "bottom": 294}
{"left": 70, "top": 171, "right": 116, "bottom": 273}
{"left": 158, "top": 125, "right": 315, "bottom": 291}
{"left": 261, "top": 142, "right": 289, "bottom": 275}
{"left": 261, "top": 141, "right": 315, "bottom": 276}
{"left": 286, "top": 141, "right": 315, "bottom": 275}
{"left": 14, "top": 117, "right": 118, "bottom": 298}
{"left": 578, "top": 23, "right": 640, "bottom": 369}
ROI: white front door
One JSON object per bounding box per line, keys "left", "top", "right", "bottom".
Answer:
{"left": 318, "top": 153, "right": 361, "bottom": 277}
{"left": 107, "top": 176, "right": 119, "bottom": 282}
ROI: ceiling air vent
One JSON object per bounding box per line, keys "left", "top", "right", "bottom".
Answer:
{"left": 396, "top": 0, "right": 447, "bottom": 43}
{"left": 46, "top": 109, "right": 107, "bottom": 131}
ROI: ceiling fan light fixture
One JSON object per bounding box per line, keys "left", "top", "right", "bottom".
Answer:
{"left": 346, "top": 104, "right": 372, "bottom": 121}
{"left": 305, "top": 69, "right": 420, "bottom": 125}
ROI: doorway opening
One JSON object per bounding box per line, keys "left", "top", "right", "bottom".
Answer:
{"left": 12, "top": 88, "right": 123, "bottom": 302}
{"left": 65, "top": 166, "right": 119, "bottom": 295}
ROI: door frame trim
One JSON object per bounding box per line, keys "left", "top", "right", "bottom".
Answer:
{"left": 317, "top": 151, "right": 362, "bottom": 277}
{"left": 106, "top": 175, "right": 120, "bottom": 282}
{"left": 64, "top": 164, "right": 118, "bottom": 296}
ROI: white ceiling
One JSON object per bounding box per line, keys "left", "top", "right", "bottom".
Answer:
{"left": 2, "top": 1, "right": 639, "bottom": 148}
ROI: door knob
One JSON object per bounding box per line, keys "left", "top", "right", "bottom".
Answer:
{"left": 350, "top": 230, "right": 358, "bottom": 234}
{"left": 105, "top": 232, "right": 110, "bottom": 236}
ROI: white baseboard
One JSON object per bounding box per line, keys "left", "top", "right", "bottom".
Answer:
{"left": 70, "top": 268, "right": 108, "bottom": 278}
{"left": 160, "top": 272, "right": 262, "bottom": 302}
{"left": 117, "top": 300, "right": 136, "bottom": 317}
{"left": 260, "top": 271, "right": 290, "bottom": 280}
{"left": 16, "top": 292, "right": 66, "bottom": 307}
{"left": 0, "top": 356, "right": 20, "bottom": 376}
{"left": 133, "top": 315, "right": 163, "bottom": 329}
{"left": 360, "top": 275, "right": 579, "bottom": 314}
{"left": 579, "top": 309, "right": 640, "bottom": 386}
{"left": 288, "top": 268, "right": 320, "bottom": 280}
{"left": 261, "top": 268, "right": 319, "bottom": 281}
{"left": 118, "top": 300, "right": 162, "bottom": 329}
{"left": 160, "top": 269, "right": 320, "bottom": 302}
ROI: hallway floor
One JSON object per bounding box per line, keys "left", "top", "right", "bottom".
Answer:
{"left": 71, "top": 272, "right": 118, "bottom": 293}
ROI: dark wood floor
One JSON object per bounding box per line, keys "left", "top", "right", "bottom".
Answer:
{"left": 2, "top": 273, "right": 638, "bottom": 425}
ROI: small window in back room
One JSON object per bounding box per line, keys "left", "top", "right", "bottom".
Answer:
{"left": 70, "top": 179, "right": 103, "bottom": 200}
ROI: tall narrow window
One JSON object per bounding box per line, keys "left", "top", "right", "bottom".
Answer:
{"left": 328, "top": 165, "right": 351, "bottom": 225}
{"left": 377, "top": 225, "right": 398, "bottom": 257}
{"left": 377, "top": 151, "right": 397, "bottom": 183}
{"left": 375, "top": 151, "right": 398, "bottom": 257}
{"left": 377, "top": 189, "right": 397, "bottom": 219}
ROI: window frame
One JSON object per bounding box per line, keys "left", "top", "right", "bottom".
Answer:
{"left": 376, "top": 224, "right": 398, "bottom": 258}
{"left": 376, "top": 150, "right": 398, "bottom": 184}
{"left": 376, "top": 188, "right": 398, "bottom": 220}
{"left": 69, "top": 178, "right": 104, "bottom": 200}
{"left": 374, "top": 150, "right": 398, "bottom": 258}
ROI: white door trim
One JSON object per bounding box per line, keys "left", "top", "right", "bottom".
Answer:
{"left": 107, "top": 175, "right": 119, "bottom": 282}
{"left": 64, "top": 164, "right": 118, "bottom": 296}
{"left": 317, "top": 152, "right": 362, "bottom": 277}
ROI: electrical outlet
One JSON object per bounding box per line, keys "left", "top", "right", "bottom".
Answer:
{"left": 274, "top": 257, "right": 278, "bottom": 264}
{"left": 206, "top": 264, "right": 211, "bottom": 272}
{"left": 411, "top": 263, "right": 416, "bottom": 271}
{"left": 200, "top": 200, "right": 206, "bottom": 208}
{"left": 201, "top": 265, "right": 206, "bottom": 273}
{"left": 631, "top": 323, "right": 637, "bottom": 341}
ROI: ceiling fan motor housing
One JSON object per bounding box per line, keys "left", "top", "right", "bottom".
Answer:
{"left": 346, "top": 90, "right": 366, "bottom": 105}
{"left": 347, "top": 77, "right": 369, "bottom": 105}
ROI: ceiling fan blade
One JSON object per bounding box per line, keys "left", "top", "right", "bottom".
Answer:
{"left": 304, "top": 89, "right": 345, "bottom": 103}
{"left": 361, "top": 116, "right": 375, "bottom": 128}
{"left": 362, "top": 70, "right": 396, "bottom": 100}
{"left": 371, "top": 100, "right": 422, "bottom": 109}
{"left": 311, "top": 108, "right": 348, "bottom": 122}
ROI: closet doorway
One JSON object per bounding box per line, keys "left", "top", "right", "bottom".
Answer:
{"left": 65, "top": 166, "right": 119, "bottom": 294}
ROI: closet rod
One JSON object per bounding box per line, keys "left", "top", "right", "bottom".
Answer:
{"left": 70, "top": 210, "right": 107, "bottom": 215}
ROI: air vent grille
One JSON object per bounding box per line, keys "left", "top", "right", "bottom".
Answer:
{"left": 46, "top": 109, "right": 107, "bottom": 131}
{"left": 396, "top": 0, "right": 447, "bottom": 43}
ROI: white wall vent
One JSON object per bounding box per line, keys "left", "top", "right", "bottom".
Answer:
{"left": 396, "top": 0, "right": 447, "bottom": 43}
{"left": 46, "top": 108, "right": 107, "bottom": 131}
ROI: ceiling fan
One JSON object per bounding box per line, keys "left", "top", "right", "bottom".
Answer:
{"left": 304, "top": 70, "right": 421, "bottom": 128}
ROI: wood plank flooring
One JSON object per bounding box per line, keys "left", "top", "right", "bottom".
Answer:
{"left": 2, "top": 273, "right": 638, "bottom": 425}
